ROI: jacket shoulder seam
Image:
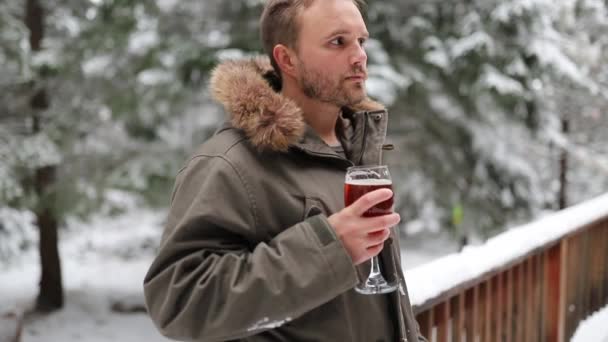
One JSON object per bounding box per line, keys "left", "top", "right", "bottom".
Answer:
{"left": 176, "top": 131, "right": 247, "bottom": 174}
{"left": 180, "top": 153, "right": 258, "bottom": 234}
{"left": 216, "top": 155, "right": 259, "bottom": 231}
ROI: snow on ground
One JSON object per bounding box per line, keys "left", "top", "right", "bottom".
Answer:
{"left": 0, "top": 209, "right": 171, "bottom": 342}
{"left": 571, "top": 305, "right": 608, "bottom": 342}
{"left": 16, "top": 276, "right": 169, "bottom": 342}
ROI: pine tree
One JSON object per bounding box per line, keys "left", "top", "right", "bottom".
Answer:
{"left": 0, "top": 0, "right": 223, "bottom": 310}
{"left": 365, "top": 0, "right": 608, "bottom": 240}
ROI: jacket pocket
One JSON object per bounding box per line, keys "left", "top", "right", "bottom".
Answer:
{"left": 302, "top": 197, "right": 336, "bottom": 247}
{"left": 303, "top": 197, "right": 325, "bottom": 219}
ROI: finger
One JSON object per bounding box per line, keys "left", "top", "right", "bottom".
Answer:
{"left": 348, "top": 188, "right": 393, "bottom": 216}
{"left": 367, "top": 226, "right": 389, "bottom": 234}
{"left": 359, "top": 213, "right": 400, "bottom": 233}
{"left": 366, "top": 229, "right": 390, "bottom": 246}
{"left": 366, "top": 242, "right": 384, "bottom": 258}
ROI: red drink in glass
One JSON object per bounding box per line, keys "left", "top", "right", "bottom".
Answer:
{"left": 344, "top": 179, "right": 393, "bottom": 217}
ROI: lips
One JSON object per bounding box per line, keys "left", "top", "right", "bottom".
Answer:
{"left": 345, "top": 74, "right": 367, "bottom": 81}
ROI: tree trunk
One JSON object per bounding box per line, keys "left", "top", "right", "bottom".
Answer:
{"left": 26, "top": 0, "right": 64, "bottom": 312}
{"left": 558, "top": 118, "right": 569, "bottom": 210}
{"left": 34, "top": 164, "right": 63, "bottom": 312}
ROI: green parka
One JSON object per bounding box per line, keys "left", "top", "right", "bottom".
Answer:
{"left": 143, "top": 57, "right": 425, "bottom": 342}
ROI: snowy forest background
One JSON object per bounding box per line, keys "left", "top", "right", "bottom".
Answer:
{"left": 1, "top": 0, "right": 607, "bottom": 329}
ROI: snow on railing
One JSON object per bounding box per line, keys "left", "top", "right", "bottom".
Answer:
{"left": 405, "top": 192, "right": 608, "bottom": 342}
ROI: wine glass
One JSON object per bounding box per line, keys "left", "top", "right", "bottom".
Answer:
{"left": 345, "top": 165, "right": 399, "bottom": 295}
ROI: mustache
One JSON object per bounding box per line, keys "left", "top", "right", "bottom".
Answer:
{"left": 345, "top": 65, "right": 367, "bottom": 78}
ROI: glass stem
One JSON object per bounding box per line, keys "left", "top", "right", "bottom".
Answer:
{"left": 369, "top": 256, "right": 382, "bottom": 279}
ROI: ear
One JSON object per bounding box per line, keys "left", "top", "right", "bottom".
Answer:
{"left": 273, "top": 44, "right": 298, "bottom": 78}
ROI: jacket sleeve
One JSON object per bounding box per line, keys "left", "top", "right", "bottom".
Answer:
{"left": 143, "top": 155, "right": 359, "bottom": 341}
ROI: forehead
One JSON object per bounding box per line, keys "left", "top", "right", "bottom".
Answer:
{"left": 297, "top": 0, "right": 367, "bottom": 39}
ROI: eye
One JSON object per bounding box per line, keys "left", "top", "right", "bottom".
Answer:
{"left": 330, "top": 37, "right": 345, "bottom": 46}
{"left": 358, "top": 37, "right": 367, "bottom": 46}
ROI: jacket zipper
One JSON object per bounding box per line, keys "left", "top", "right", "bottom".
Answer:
{"left": 396, "top": 284, "right": 408, "bottom": 341}
{"left": 358, "top": 112, "right": 369, "bottom": 165}
{"left": 391, "top": 240, "right": 409, "bottom": 341}
{"left": 364, "top": 109, "right": 407, "bottom": 340}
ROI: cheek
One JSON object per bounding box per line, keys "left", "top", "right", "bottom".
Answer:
{"left": 298, "top": 52, "right": 347, "bottom": 82}
{"left": 303, "top": 50, "right": 343, "bottom": 72}
{"left": 316, "top": 60, "right": 344, "bottom": 80}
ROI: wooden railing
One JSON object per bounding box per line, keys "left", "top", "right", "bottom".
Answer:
{"left": 412, "top": 209, "right": 608, "bottom": 342}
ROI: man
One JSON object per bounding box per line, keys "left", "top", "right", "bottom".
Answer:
{"left": 143, "top": 0, "right": 425, "bottom": 341}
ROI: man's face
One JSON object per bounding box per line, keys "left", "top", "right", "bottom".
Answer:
{"left": 294, "top": 0, "right": 369, "bottom": 108}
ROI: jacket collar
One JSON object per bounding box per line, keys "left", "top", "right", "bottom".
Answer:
{"left": 209, "top": 56, "right": 385, "bottom": 153}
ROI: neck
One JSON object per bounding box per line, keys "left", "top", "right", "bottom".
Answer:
{"left": 282, "top": 79, "right": 340, "bottom": 146}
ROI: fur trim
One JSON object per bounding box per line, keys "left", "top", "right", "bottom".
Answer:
{"left": 209, "top": 56, "right": 384, "bottom": 152}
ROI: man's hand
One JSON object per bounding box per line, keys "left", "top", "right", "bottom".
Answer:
{"left": 327, "top": 189, "right": 400, "bottom": 265}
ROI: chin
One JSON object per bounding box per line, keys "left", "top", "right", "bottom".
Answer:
{"left": 350, "top": 90, "right": 367, "bottom": 102}
{"left": 345, "top": 96, "right": 366, "bottom": 107}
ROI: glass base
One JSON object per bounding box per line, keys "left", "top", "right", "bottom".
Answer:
{"left": 355, "top": 277, "right": 399, "bottom": 295}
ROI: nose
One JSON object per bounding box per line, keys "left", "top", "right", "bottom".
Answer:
{"left": 350, "top": 43, "right": 367, "bottom": 67}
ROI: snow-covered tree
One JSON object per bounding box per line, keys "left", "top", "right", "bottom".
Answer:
{"left": 1, "top": 0, "right": 607, "bottom": 310}
{"left": 365, "top": 0, "right": 608, "bottom": 241}
{"left": 0, "top": 0, "right": 222, "bottom": 310}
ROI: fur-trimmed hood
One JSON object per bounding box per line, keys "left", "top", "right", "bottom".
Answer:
{"left": 209, "top": 56, "right": 384, "bottom": 152}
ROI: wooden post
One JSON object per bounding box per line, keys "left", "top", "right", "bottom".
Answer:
{"left": 484, "top": 279, "right": 492, "bottom": 342}
{"left": 558, "top": 241, "right": 568, "bottom": 342}
{"left": 506, "top": 267, "right": 513, "bottom": 342}
{"left": 602, "top": 222, "right": 608, "bottom": 306}
{"left": 538, "top": 253, "right": 547, "bottom": 342}
{"left": 516, "top": 263, "right": 525, "bottom": 342}
{"left": 533, "top": 254, "right": 542, "bottom": 342}
{"left": 479, "top": 283, "right": 487, "bottom": 341}
{"left": 603, "top": 222, "right": 608, "bottom": 306}
{"left": 564, "top": 234, "right": 581, "bottom": 340}
{"left": 435, "top": 301, "right": 449, "bottom": 342}
{"left": 453, "top": 293, "right": 466, "bottom": 342}
{"left": 590, "top": 225, "right": 603, "bottom": 313}
{"left": 417, "top": 310, "right": 433, "bottom": 341}
{"left": 496, "top": 274, "right": 503, "bottom": 342}
{"left": 544, "top": 243, "right": 567, "bottom": 342}
{"left": 465, "top": 286, "right": 479, "bottom": 342}
{"left": 525, "top": 259, "right": 534, "bottom": 342}
{"left": 580, "top": 230, "right": 591, "bottom": 318}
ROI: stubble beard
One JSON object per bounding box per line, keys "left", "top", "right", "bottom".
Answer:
{"left": 298, "top": 62, "right": 366, "bottom": 108}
